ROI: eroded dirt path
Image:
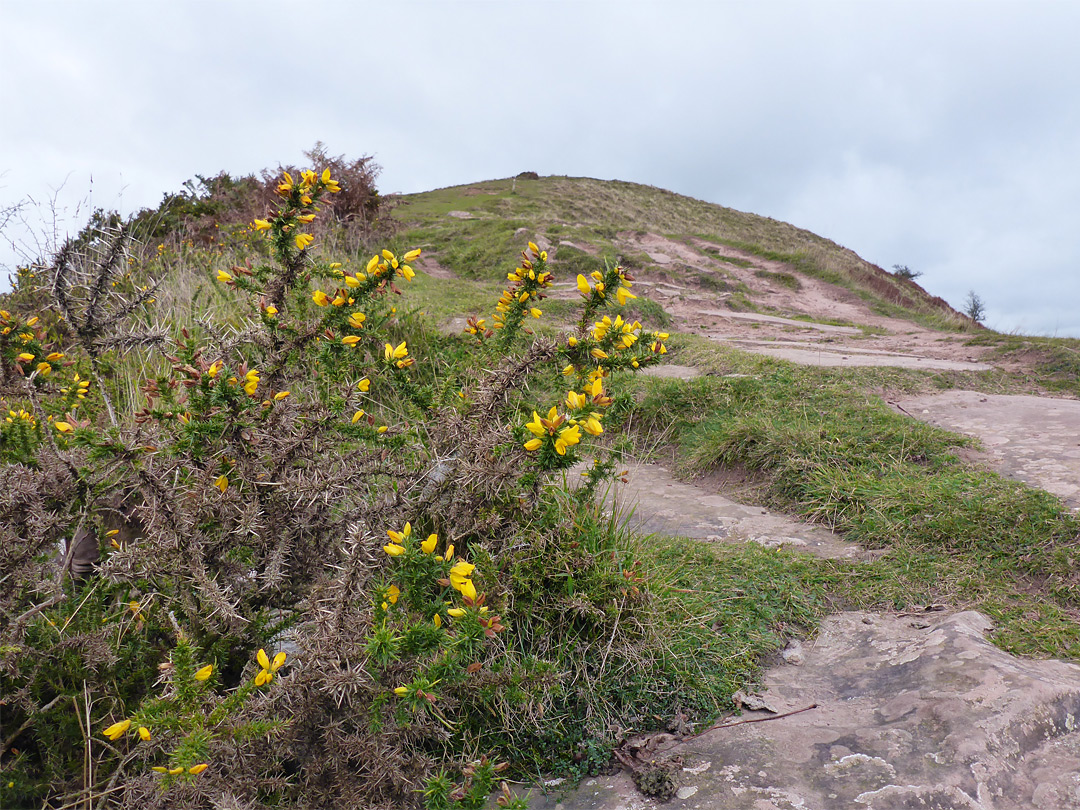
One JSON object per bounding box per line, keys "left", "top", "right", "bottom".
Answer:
{"left": 549, "top": 231, "right": 994, "bottom": 371}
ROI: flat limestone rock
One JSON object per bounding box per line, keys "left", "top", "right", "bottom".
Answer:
{"left": 601, "top": 463, "right": 862, "bottom": 560}
{"left": 535, "top": 611, "right": 1080, "bottom": 809}
{"left": 894, "top": 391, "right": 1080, "bottom": 507}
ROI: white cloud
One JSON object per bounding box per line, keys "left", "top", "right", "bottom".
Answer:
{"left": 2, "top": 0, "right": 1078, "bottom": 334}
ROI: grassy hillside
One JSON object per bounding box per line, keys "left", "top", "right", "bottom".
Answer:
{"left": 4, "top": 164, "right": 1080, "bottom": 808}
{"left": 394, "top": 175, "right": 967, "bottom": 327}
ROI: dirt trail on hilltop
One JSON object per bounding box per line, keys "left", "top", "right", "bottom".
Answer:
{"left": 614, "top": 231, "right": 993, "bottom": 371}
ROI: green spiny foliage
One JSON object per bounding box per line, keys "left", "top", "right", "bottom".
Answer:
{"left": 3, "top": 161, "right": 786, "bottom": 810}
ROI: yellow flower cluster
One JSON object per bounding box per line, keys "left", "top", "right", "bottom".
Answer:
{"left": 448, "top": 559, "right": 477, "bottom": 601}
{"left": 203, "top": 361, "right": 262, "bottom": 398}
{"left": 382, "top": 522, "right": 474, "bottom": 599}
{"left": 5, "top": 408, "right": 35, "bottom": 427}
{"left": 523, "top": 406, "right": 582, "bottom": 456}
{"left": 247, "top": 168, "right": 344, "bottom": 256}
{"left": 490, "top": 242, "right": 552, "bottom": 333}
{"left": 309, "top": 249, "right": 419, "bottom": 326}
{"left": 0, "top": 310, "right": 28, "bottom": 336}
{"left": 592, "top": 314, "right": 640, "bottom": 348}
{"left": 564, "top": 318, "right": 668, "bottom": 378}
{"left": 523, "top": 375, "right": 614, "bottom": 459}
{"left": 383, "top": 522, "right": 448, "bottom": 558}
{"left": 464, "top": 316, "right": 490, "bottom": 340}
{"left": 575, "top": 264, "right": 637, "bottom": 306}
{"left": 151, "top": 763, "right": 208, "bottom": 776}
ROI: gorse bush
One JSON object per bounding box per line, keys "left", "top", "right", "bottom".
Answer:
{"left": 0, "top": 162, "right": 683, "bottom": 809}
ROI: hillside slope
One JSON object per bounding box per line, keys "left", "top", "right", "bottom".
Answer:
{"left": 395, "top": 175, "right": 968, "bottom": 326}
{"left": 394, "top": 176, "right": 998, "bottom": 373}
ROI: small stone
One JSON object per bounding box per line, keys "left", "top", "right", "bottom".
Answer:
{"left": 676, "top": 786, "right": 699, "bottom": 799}
{"left": 782, "top": 640, "right": 805, "bottom": 665}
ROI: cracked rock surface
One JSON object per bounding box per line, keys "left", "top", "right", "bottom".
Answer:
{"left": 537, "top": 611, "right": 1080, "bottom": 809}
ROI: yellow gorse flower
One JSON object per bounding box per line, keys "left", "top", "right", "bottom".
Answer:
{"left": 254, "top": 218, "right": 272, "bottom": 231}
{"left": 555, "top": 424, "right": 581, "bottom": 456}
{"left": 189, "top": 763, "right": 209, "bottom": 775}
{"left": 254, "top": 648, "right": 286, "bottom": 686}
{"left": 312, "top": 290, "right": 330, "bottom": 307}
{"left": 295, "top": 233, "right": 314, "bottom": 250}
{"left": 243, "top": 369, "right": 259, "bottom": 396}
{"left": 103, "top": 719, "right": 131, "bottom": 740}
{"left": 421, "top": 533, "right": 438, "bottom": 554}
{"left": 195, "top": 664, "right": 214, "bottom": 681}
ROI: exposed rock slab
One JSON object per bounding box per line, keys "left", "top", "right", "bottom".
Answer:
{"left": 698, "top": 309, "right": 862, "bottom": 334}
{"left": 536, "top": 611, "right": 1080, "bottom": 809}
{"left": 601, "top": 463, "right": 861, "bottom": 560}
{"left": 724, "top": 339, "right": 993, "bottom": 370}
{"left": 894, "top": 391, "right": 1080, "bottom": 507}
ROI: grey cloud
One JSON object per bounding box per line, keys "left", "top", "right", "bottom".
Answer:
{"left": 2, "top": 1, "right": 1079, "bottom": 334}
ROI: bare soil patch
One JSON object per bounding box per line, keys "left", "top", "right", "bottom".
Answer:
{"left": 609, "top": 231, "right": 994, "bottom": 372}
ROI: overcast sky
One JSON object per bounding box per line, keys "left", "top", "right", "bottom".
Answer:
{"left": 2, "top": 0, "right": 1078, "bottom": 336}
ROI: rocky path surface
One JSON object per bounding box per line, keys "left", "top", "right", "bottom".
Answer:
{"left": 602, "top": 462, "right": 861, "bottom": 560}
{"left": 537, "top": 233, "right": 1080, "bottom": 808}
{"left": 422, "top": 230, "right": 1080, "bottom": 808}
{"left": 611, "top": 232, "right": 995, "bottom": 373}
{"left": 893, "top": 391, "right": 1080, "bottom": 509}
{"left": 535, "top": 611, "right": 1080, "bottom": 810}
